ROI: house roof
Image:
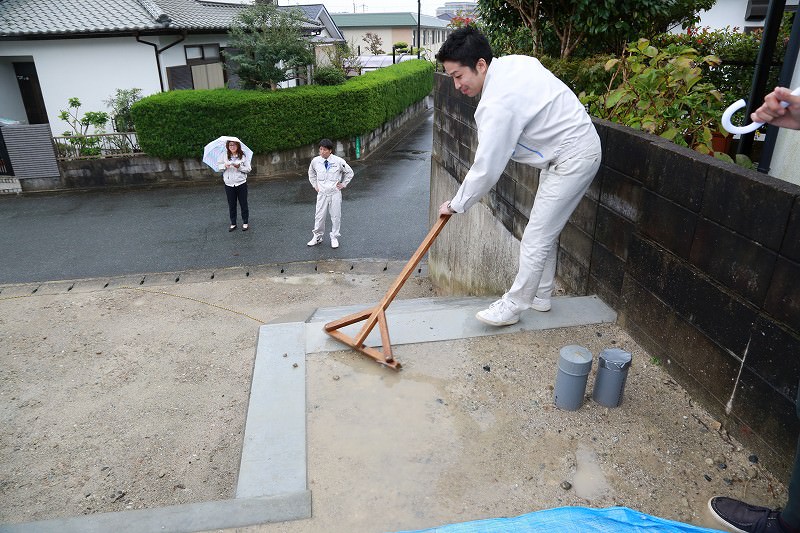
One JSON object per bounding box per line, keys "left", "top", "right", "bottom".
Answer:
{"left": 293, "top": 3, "right": 346, "bottom": 41}
{"left": 331, "top": 12, "right": 449, "bottom": 29}
{"left": 0, "top": 0, "right": 323, "bottom": 38}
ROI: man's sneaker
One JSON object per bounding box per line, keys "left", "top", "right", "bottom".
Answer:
{"left": 708, "top": 496, "right": 787, "bottom": 532}
{"left": 476, "top": 298, "right": 520, "bottom": 326}
{"left": 307, "top": 236, "right": 322, "bottom": 246}
{"left": 531, "top": 297, "right": 551, "bottom": 312}
{"left": 331, "top": 237, "right": 339, "bottom": 249}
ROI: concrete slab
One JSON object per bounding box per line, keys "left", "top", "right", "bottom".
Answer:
{"left": 0, "top": 492, "right": 311, "bottom": 533}
{"left": 209, "top": 266, "right": 252, "bottom": 281}
{"left": 0, "top": 283, "right": 40, "bottom": 298}
{"left": 69, "top": 278, "right": 118, "bottom": 293}
{"left": 102, "top": 275, "right": 149, "bottom": 290}
{"left": 19, "top": 280, "right": 74, "bottom": 295}
{"left": 237, "top": 323, "right": 307, "bottom": 499}
{"left": 305, "top": 295, "right": 617, "bottom": 355}
{"left": 174, "top": 269, "right": 218, "bottom": 284}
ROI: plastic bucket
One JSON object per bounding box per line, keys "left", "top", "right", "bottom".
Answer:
{"left": 592, "top": 348, "right": 632, "bottom": 407}
{"left": 554, "top": 345, "right": 593, "bottom": 411}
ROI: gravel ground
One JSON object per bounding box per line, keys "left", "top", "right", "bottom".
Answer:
{"left": 0, "top": 267, "right": 787, "bottom": 532}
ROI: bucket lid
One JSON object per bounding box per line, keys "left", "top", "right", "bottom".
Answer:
{"left": 558, "top": 345, "right": 593, "bottom": 374}
{"left": 599, "top": 348, "right": 632, "bottom": 370}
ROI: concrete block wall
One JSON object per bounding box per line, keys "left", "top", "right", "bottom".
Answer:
{"left": 23, "top": 99, "right": 429, "bottom": 192}
{"left": 429, "top": 72, "right": 800, "bottom": 479}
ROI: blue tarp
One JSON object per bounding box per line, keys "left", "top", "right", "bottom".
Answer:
{"left": 395, "top": 506, "right": 724, "bottom": 533}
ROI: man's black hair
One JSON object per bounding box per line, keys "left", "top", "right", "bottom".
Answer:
{"left": 319, "top": 138, "right": 334, "bottom": 150}
{"left": 435, "top": 26, "right": 494, "bottom": 71}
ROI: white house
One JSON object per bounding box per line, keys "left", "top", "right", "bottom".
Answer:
{"left": 0, "top": 0, "right": 344, "bottom": 135}
{"left": 690, "top": 0, "right": 798, "bottom": 31}
{"left": 330, "top": 12, "right": 451, "bottom": 59}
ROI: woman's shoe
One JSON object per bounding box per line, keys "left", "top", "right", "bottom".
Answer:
{"left": 229, "top": 225, "right": 237, "bottom": 232}
{"left": 242, "top": 224, "right": 249, "bottom": 231}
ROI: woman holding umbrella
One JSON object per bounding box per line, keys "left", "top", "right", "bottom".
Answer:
{"left": 218, "top": 139, "right": 252, "bottom": 231}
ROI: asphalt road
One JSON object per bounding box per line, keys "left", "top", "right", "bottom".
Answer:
{"left": 0, "top": 110, "right": 434, "bottom": 284}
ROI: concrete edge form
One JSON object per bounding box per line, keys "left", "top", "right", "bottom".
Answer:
{"left": 305, "top": 295, "right": 618, "bottom": 354}
{"left": 0, "top": 491, "right": 312, "bottom": 533}
{"left": 237, "top": 323, "right": 307, "bottom": 499}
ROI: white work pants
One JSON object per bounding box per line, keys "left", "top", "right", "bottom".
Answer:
{"left": 312, "top": 190, "right": 343, "bottom": 239}
{"left": 505, "top": 151, "right": 601, "bottom": 308}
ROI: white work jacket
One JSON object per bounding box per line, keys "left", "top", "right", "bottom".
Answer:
{"left": 308, "top": 154, "right": 354, "bottom": 196}
{"left": 449, "top": 55, "right": 600, "bottom": 213}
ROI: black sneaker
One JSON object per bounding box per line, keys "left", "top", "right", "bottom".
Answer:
{"left": 708, "top": 496, "right": 787, "bottom": 533}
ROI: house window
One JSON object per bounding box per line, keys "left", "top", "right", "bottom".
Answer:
{"left": 185, "top": 44, "right": 221, "bottom": 66}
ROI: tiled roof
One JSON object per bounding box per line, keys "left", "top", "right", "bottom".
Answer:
{"left": 0, "top": 0, "right": 322, "bottom": 38}
{"left": 292, "top": 3, "right": 345, "bottom": 41}
{"left": 331, "top": 12, "right": 449, "bottom": 29}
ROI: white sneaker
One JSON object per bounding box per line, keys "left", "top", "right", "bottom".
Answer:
{"left": 476, "top": 298, "right": 520, "bottom": 326}
{"left": 331, "top": 237, "right": 339, "bottom": 249}
{"left": 307, "top": 236, "right": 322, "bottom": 246}
{"left": 531, "top": 297, "right": 551, "bottom": 312}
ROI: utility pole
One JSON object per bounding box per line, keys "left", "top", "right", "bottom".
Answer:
{"left": 417, "top": 0, "right": 421, "bottom": 58}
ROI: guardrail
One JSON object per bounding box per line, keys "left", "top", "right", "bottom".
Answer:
{"left": 52, "top": 132, "right": 141, "bottom": 161}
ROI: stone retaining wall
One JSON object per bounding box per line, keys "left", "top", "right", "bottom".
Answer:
{"left": 429, "top": 71, "right": 800, "bottom": 479}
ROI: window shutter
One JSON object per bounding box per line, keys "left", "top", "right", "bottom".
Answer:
{"left": 745, "top": 0, "right": 769, "bottom": 21}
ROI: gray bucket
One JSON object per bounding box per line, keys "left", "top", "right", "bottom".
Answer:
{"left": 592, "top": 348, "right": 632, "bottom": 407}
{"left": 554, "top": 345, "right": 593, "bottom": 411}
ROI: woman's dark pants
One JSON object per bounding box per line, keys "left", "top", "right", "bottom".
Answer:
{"left": 225, "top": 183, "right": 249, "bottom": 225}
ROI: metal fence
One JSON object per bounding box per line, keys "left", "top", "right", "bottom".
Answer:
{"left": 52, "top": 132, "right": 141, "bottom": 161}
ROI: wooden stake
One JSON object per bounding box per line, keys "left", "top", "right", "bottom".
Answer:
{"left": 324, "top": 214, "right": 451, "bottom": 369}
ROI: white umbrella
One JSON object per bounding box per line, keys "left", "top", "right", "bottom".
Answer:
{"left": 202, "top": 136, "right": 254, "bottom": 171}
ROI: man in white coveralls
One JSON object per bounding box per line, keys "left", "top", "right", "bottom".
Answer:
{"left": 436, "top": 26, "right": 602, "bottom": 327}
{"left": 307, "top": 138, "right": 354, "bottom": 249}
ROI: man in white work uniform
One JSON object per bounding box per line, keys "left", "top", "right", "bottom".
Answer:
{"left": 307, "top": 138, "right": 354, "bottom": 249}
{"left": 436, "top": 26, "right": 602, "bottom": 327}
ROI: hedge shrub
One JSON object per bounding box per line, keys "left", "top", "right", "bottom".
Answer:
{"left": 131, "top": 59, "right": 434, "bottom": 159}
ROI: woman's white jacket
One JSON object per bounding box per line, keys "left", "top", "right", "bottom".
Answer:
{"left": 219, "top": 155, "right": 251, "bottom": 187}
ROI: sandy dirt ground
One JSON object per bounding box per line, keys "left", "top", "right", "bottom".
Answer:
{"left": 0, "top": 266, "right": 787, "bottom": 532}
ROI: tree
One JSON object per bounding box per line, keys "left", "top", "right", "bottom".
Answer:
{"left": 363, "top": 32, "right": 385, "bottom": 54}
{"left": 103, "top": 88, "right": 143, "bottom": 132}
{"left": 323, "top": 40, "right": 362, "bottom": 74}
{"left": 478, "top": 0, "right": 715, "bottom": 58}
{"left": 225, "top": 2, "right": 315, "bottom": 90}
{"left": 57, "top": 97, "right": 109, "bottom": 157}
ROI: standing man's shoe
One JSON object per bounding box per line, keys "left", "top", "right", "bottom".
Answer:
{"left": 531, "top": 297, "right": 551, "bottom": 312}
{"left": 708, "top": 496, "right": 788, "bottom": 532}
{"left": 331, "top": 237, "right": 339, "bottom": 249}
{"left": 307, "top": 236, "right": 323, "bottom": 246}
{"left": 476, "top": 298, "right": 520, "bottom": 326}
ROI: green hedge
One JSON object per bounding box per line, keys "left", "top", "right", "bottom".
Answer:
{"left": 131, "top": 59, "right": 434, "bottom": 159}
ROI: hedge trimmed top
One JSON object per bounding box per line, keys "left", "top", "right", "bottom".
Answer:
{"left": 131, "top": 60, "right": 434, "bottom": 159}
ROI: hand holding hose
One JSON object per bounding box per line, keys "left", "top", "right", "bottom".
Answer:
{"left": 722, "top": 86, "right": 800, "bottom": 134}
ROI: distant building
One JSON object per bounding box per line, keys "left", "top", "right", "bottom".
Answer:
{"left": 435, "top": 1, "right": 477, "bottom": 19}
{"left": 330, "top": 12, "right": 451, "bottom": 58}
{"left": 672, "top": 0, "right": 797, "bottom": 32}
